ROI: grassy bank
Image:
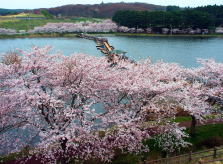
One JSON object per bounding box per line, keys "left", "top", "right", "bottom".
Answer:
{"left": 0, "top": 13, "right": 45, "bottom": 18}
{"left": 94, "top": 32, "right": 223, "bottom": 38}
{"left": 1, "top": 32, "right": 223, "bottom": 39}
{"left": 0, "top": 33, "right": 78, "bottom": 39}
{"left": 187, "top": 124, "right": 223, "bottom": 150}
{"left": 0, "top": 17, "right": 102, "bottom": 31}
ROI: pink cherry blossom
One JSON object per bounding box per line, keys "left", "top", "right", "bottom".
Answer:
{"left": 0, "top": 47, "right": 221, "bottom": 163}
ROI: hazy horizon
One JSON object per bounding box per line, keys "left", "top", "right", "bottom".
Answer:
{"left": 1, "top": 0, "right": 223, "bottom": 9}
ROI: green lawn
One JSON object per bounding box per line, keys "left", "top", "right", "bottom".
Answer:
{"left": 0, "top": 17, "right": 103, "bottom": 31}
{"left": 187, "top": 124, "right": 223, "bottom": 149}
{"left": 0, "top": 13, "right": 45, "bottom": 18}
{"left": 173, "top": 116, "right": 192, "bottom": 123}
{"left": 72, "top": 17, "right": 102, "bottom": 22}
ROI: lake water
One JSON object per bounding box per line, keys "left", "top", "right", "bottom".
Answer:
{"left": 0, "top": 36, "right": 223, "bottom": 67}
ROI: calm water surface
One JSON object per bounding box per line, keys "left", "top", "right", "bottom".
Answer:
{"left": 0, "top": 36, "right": 223, "bottom": 67}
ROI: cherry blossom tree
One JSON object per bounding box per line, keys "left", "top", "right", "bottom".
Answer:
{"left": 181, "top": 59, "right": 223, "bottom": 135}
{"left": 0, "top": 19, "right": 137, "bottom": 35}
{"left": 28, "top": 20, "right": 120, "bottom": 34}
{"left": 27, "top": 19, "right": 139, "bottom": 34}
{"left": 0, "top": 28, "right": 17, "bottom": 35}
{"left": 0, "top": 47, "right": 216, "bottom": 163}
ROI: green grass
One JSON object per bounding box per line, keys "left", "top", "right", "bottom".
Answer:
{"left": 0, "top": 19, "right": 68, "bottom": 31}
{"left": 0, "top": 13, "right": 45, "bottom": 18}
{"left": 90, "top": 32, "right": 223, "bottom": 38}
{"left": 186, "top": 124, "right": 223, "bottom": 150}
{"left": 72, "top": 17, "right": 102, "bottom": 22}
{"left": 1, "top": 30, "right": 223, "bottom": 39}
{"left": 172, "top": 114, "right": 222, "bottom": 123}
{"left": 0, "top": 33, "right": 78, "bottom": 39}
{"left": 0, "top": 17, "right": 103, "bottom": 31}
{"left": 110, "top": 153, "right": 142, "bottom": 164}
{"left": 0, "top": 147, "right": 30, "bottom": 163}
{"left": 117, "top": 33, "right": 223, "bottom": 37}
{"left": 173, "top": 116, "right": 192, "bottom": 123}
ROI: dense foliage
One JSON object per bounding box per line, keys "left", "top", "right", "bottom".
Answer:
{"left": 196, "top": 5, "right": 223, "bottom": 27}
{"left": 40, "top": 10, "right": 54, "bottom": 19}
{"left": 0, "top": 9, "right": 25, "bottom": 16}
{"left": 112, "top": 5, "right": 223, "bottom": 29}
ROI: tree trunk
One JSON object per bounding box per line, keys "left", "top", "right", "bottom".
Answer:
{"left": 190, "top": 115, "right": 197, "bottom": 137}
{"left": 60, "top": 138, "right": 68, "bottom": 164}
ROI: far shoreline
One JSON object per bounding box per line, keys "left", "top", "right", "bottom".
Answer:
{"left": 0, "top": 32, "right": 223, "bottom": 39}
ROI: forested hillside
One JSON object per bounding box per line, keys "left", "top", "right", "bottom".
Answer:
{"left": 45, "top": 3, "right": 166, "bottom": 18}
{"left": 0, "top": 9, "right": 25, "bottom": 15}
{"left": 112, "top": 5, "right": 223, "bottom": 29}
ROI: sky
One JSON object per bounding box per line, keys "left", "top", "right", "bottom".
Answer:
{"left": 1, "top": 0, "right": 223, "bottom": 9}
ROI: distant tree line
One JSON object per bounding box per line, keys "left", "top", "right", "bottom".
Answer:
{"left": 0, "top": 9, "right": 25, "bottom": 16}
{"left": 40, "top": 10, "right": 54, "bottom": 19}
{"left": 112, "top": 5, "right": 223, "bottom": 30}
{"left": 196, "top": 5, "right": 223, "bottom": 27}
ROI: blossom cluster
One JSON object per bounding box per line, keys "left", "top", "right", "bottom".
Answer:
{"left": 0, "top": 28, "right": 17, "bottom": 35}
{"left": 27, "top": 20, "right": 145, "bottom": 34}
{"left": 0, "top": 47, "right": 222, "bottom": 163}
